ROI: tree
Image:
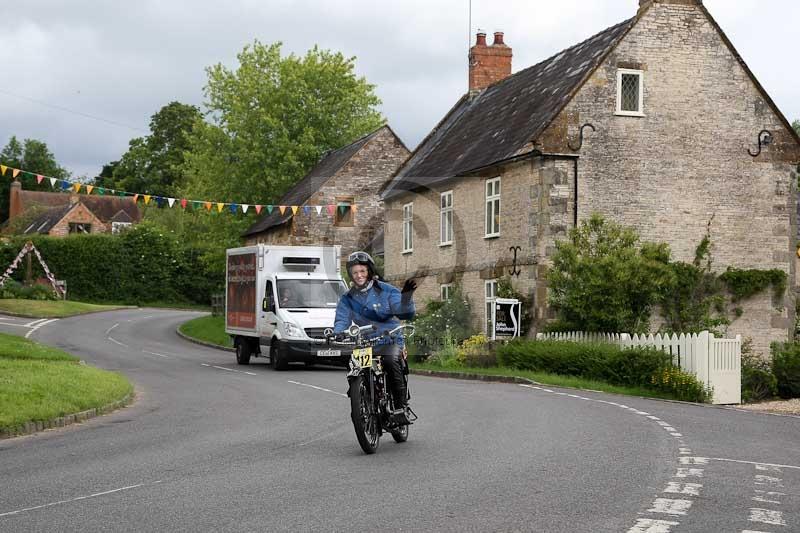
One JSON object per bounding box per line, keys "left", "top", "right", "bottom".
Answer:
{"left": 0, "top": 136, "right": 69, "bottom": 222}
{"left": 101, "top": 101, "right": 202, "bottom": 197}
{"left": 793, "top": 119, "right": 800, "bottom": 137}
{"left": 181, "top": 40, "right": 384, "bottom": 204}
{"left": 547, "top": 214, "right": 675, "bottom": 333}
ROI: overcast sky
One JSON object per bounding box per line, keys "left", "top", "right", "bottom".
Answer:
{"left": 1, "top": 0, "right": 797, "bottom": 181}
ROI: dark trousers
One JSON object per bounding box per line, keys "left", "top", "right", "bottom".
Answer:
{"left": 375, "top": 343, "right": 407, "bottom": 408}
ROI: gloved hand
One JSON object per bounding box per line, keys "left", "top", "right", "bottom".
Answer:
{"left": 401, "top": 278, "right": 417, "bottom": 303}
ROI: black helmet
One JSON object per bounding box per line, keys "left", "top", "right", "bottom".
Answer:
{"left": 346, "top": 251, "right": 375, "bottom": 279}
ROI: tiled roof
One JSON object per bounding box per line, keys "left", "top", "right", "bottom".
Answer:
{"left": 22, "top": 204, "right": 75, "bottom": 235}
{"left": 19, "top": 190, "right": 141, "bottom": 223}
{"left": 242, "top": 126, "right": 386, "bottom": 237}
{"left": 383, "top": 17, "right": 635, "bottom": 198}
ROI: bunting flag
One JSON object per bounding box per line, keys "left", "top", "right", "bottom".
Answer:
{"left": 1, "top": 164, "right": 365, "bottom": 219}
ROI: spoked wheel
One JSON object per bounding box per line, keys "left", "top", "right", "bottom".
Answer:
{"left": 349, "top": 374, "right": 380, "bottom": 454}
{"left": 390, "top": 423, "right": 408, "bottom": 443}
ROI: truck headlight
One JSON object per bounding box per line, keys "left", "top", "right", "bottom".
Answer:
{"left": 284, "top": 321, "right": 303, "bottom": 339}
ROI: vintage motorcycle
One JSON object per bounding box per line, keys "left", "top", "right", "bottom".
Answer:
{"left": 325, "top": 324, "right": 417, "bottom": 454}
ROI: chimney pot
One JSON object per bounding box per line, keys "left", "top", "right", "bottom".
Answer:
{"left": 493, "top": 32, "right": 505, "bottom": 46}
{"left": 475, "top": 31, "right": 487, "bottom": 46}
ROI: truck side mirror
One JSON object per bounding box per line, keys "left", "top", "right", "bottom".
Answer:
{"left": 262, "top": 298, "right": 268, "bottom": 312}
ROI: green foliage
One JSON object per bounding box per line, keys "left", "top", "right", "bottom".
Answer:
{"left": 455, "top": 334, "right": 498, "bottom": 368}
{"left": 660, "top": 235, "right": 728, "bottom": 334}
{"left": 496, "top": 339, "right": 710, "bottom": 402}
{"left": 740, "top": 338, "right": 777, "bottom": 403}
{"left": 179, "top": 315, "right": 232, "bottom": 348}
{"left": 96, "top": 102, "right": 202, "bottom": 197}
{"left": 719, "top": 267, "right": 786, "bottom": 302}
{"left": 547, "top": 213, "right": 674, "bottom": 333}
{"left": 0, "top": 136, "right": 69, "bottom": 222}
{"left": 0, "top": 225, "right": 220, "bottom": 305}
{"left": 180, "top": 40, "right": 384, "bottom": 205}
{"left": 408, "top": 285, "right": 473, "bottom": 361}
{"left": 793, "top": 120, "right": 800, "bottom": 137}
{"left": 771, "top": 341, "right": 800, "bottom": 399}
{"left": 0, "top": 280, "right": 58, "bottom": 301}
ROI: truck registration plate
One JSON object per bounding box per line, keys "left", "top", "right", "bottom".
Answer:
{"left": 317, "top": 349, "right": 341, "bottom": 357}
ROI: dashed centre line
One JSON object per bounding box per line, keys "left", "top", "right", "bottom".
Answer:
{"left": 199, "top": 363, "right": 256, "bottom": 376}
{"left": 288, "top": 380, "right": 347, "bottom": 398}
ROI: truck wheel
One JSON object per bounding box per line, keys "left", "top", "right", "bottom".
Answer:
{"left": 235, "top": 338, "right": 251, "bottom": 365}
{"left": 271, "top": 340, "right": 288, "bottom": 371}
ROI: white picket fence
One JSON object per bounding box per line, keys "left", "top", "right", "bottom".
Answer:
{"left": 536, "top": 331, "right": 741, "bottom": 404}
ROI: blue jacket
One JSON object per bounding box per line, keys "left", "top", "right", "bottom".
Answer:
{"left": 334, "top": 280, "right": 415, "bottom": 345}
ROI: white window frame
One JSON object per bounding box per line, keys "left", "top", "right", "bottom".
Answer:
{"left": 485, "top": 177, "right": 501, "bottom": 238}
{"left": 402, "top": 202, "right": 413, "bottom": 254}
{"left": 485, "top": 279, "right": 498, "bottom": 335}
{"left": 440, "top": 283, "right": 453, "bottom": 301}
{"left": 615, "top": 68, "right": 644, "bottom": 117}
{"left": 440, "top": 190, "right": 453, "bottom": 246}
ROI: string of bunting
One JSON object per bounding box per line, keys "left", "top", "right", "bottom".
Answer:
{"left": 0, "top": 241, "right": 66, "bottom": 297}
{"left": 0, "top": 164, "right": 358, "bottom": 217}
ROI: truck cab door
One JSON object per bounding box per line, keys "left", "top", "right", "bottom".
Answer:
{"left": 262, "top": 279, "right": 277, "bottom": 339}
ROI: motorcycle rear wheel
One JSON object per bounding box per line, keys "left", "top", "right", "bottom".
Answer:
{"left": 349, "top": 374, "right": 380, "bottom": 454}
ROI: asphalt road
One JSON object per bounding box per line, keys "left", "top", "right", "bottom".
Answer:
{"left": 0, "top": 309, "right": 798, "bottom": 532}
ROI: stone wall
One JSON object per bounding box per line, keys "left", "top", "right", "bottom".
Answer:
{"left": 534, "top": 1, "right": 799, "bottom": 353}
{"left": 49, "top": 203, "right": 107, "bottom": 237}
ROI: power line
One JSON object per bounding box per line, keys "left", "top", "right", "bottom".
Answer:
{"left": 0, "top": 88, "right": 148, "bottom": 133}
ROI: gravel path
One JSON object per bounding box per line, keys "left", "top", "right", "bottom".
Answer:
{"left": 738, "top": 398, "right": 800, "bottom": 415}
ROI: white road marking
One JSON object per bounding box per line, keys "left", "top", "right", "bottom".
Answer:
{"left": 675, "top": 468, "right": 704, "bottom": 478}
{"left": 0, "top": 321, "right": 31, "bottom": 328}
{"left": 679, "top": 457, "right": 709, "bottom": 465}
{"left": 648, "top": 498, "right": 693, "bottom": 516}
{"left": 142, "top": 351, "right": 170, "bottom": 358}
{"left": 288, "top": 380, "right": 347, "bottom": 398}
{"left": 24, "top": 318, "right": 48, "bottom": 327}
{"left": 107, "top": 337, "right": 129, "bottom": 348}
{"left": 679, "top": 447, "right": 692, "bottom": 454}
{"left": 200, "top": 364, "right": 256, "bottom": 376}
{"left": 741, "top": 530, "right": 771, "bottom": 533}
{"left": 754, "top": 475, "right": 783, "bottom": 488}
{"left": 748, "top": 508, "right": 786, "bottom": 526}
{"left": 709, "top": 458, "right": 800, "bottom": 470}
{"left": 105, "top": 323, "right": 119, "bottom": 335}
{"left": 25, "top": 318, "right": 58, "bottom": 339}
{"left": 0, "top": 481, "right": 162, "bottom": 517}
{"left": 756, "top": 464, "right": 782, "bottom": 473}
{"left": 664, "top": 482, "right": 702, "bottom": 496}
{"left": 628, "top": 518, "right": 679, "bottom": 532}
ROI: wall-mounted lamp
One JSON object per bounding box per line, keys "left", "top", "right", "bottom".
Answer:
{"left": 748, "top": 129, "right": 773, "bottom": 157}
{"left": 568, "top": 123, "right": 596, "bottom": 152}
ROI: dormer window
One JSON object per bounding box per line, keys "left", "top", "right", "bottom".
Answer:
{"left": 616, "top": 69, "right": 644, "bottom": 117}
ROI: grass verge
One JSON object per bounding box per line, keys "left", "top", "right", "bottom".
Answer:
{"left": 411, "top": 362, "right": 681, "bottom": 401}
{"left": 0, "top": 333, "right": 133, "bottom": 431}
{"left": 0, "top": 299, "right": 130, "bottom": 318}
{"left": 179, "top": 315, "right": 232, "bottom": 348}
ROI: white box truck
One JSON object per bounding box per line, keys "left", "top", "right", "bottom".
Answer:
{"left": 225, "top": 245, "right": 350, "bottom": 369}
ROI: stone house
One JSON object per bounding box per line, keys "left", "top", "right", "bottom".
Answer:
{"left": 9, "top": 180, "right": 141, "bottom": 236}
{"left": 242, "top": 125, "right": 409, "bottom": 262}
{"left": 381, "top": 0, "right": 800, "bottom": 353}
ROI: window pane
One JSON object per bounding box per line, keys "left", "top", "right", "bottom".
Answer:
{"left": 446, "top": 211, "right": 452, "bottom": 242}
{"left": 621, "top": 74, "right": 639, "bottom": 112}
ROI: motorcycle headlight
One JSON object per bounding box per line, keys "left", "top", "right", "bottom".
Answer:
{"left": 284, "top": 321, "right": 303, "bottom": 339}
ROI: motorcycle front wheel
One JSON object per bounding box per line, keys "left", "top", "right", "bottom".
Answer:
{"left": 349, "top": 374, "right": 380, "bottom": 454}
{"left": 390, "top": 424, "right": 408, "bottom": 443}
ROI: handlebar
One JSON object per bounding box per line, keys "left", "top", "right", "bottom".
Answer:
{"left": 320, "top": 323, "right": 415, "bottom": 347}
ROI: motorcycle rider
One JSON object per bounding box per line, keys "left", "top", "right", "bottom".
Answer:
{"left": 334, "top": 251, "right": 416, "bottom": 416}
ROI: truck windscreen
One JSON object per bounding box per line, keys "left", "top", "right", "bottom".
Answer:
{"left": 276, "top": 279, "right": 347, "bottom": 308}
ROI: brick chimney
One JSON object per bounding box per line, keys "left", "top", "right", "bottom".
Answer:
{"left": 469, "top": 30, "right": 512, "bottom": 92}
{"left": 8, "top": 179, "right": 22, "bottom": 220}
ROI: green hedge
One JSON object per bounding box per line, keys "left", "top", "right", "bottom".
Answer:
{"left": 0, "top": 225, "right": 220, "bottom": 305}
{"left": 771, "top": 342, "right": 800, "bottom": 399}
{"left": 496, "top": 339, "right": 711, "bottom": 402}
